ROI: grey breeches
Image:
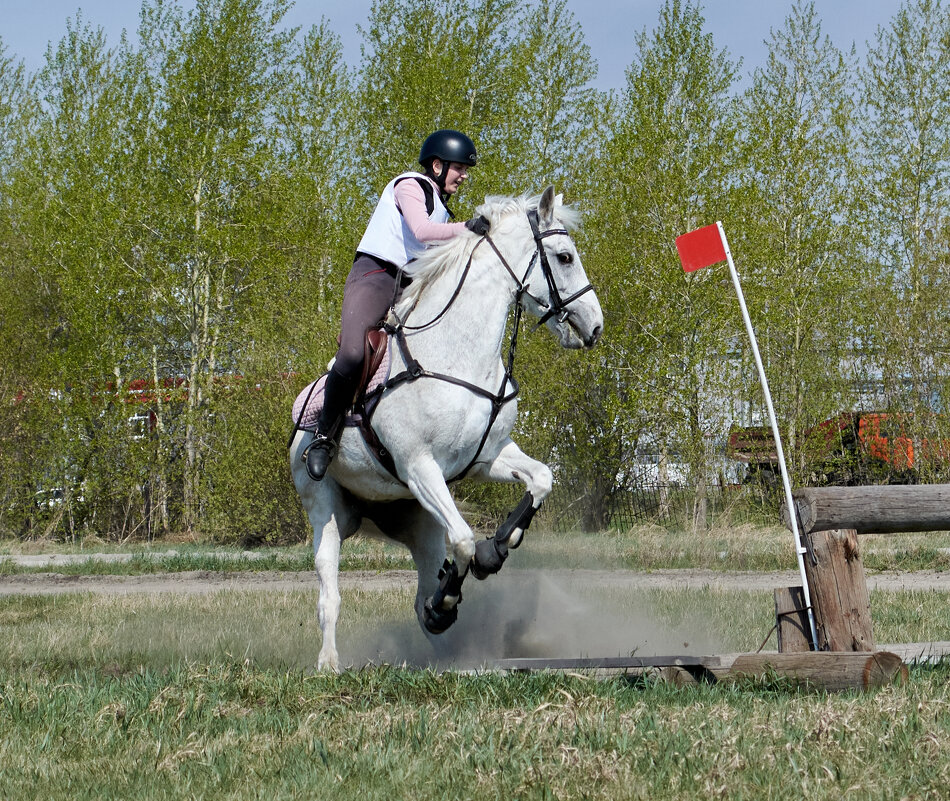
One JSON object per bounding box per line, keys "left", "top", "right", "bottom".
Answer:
{"left": 334, "top": 253, "right": 407, "bottom": 381}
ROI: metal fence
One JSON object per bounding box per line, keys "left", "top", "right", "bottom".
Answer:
{"left": 539, "top": 480, "right": 780, "bottom": 532}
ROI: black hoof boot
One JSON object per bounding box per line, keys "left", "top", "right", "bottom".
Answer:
{"left": 303, "top": 434, "right": 335, "bottom": 481}
{"left": 422, "top": 559, "right": 464, "bottom": 635}
{"left": 470, "top": 492, "right": 537, "bottom": 580}
{"left": 470, "top": 537, "right": 508, "bottom": 580}
{"left": 422, "top": 598, "right": 459, "bottom": 634}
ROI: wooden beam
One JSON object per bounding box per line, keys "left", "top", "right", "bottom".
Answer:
{"left": 495, "top": 655, "right": 713, "bottom": 671}
{"left": 879, "top": 641, "right": 950, "bottom": 664}
{"left": 781, "top": 484, "right": 950, "bottom": 535}
{"left": 494, "top": 651, "right": 908, "bottom": 691}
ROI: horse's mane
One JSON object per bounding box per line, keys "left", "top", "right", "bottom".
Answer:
{"left": 394, "top": 192, "right": 581, "bottom": 315}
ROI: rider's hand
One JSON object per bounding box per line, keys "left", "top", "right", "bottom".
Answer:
{"left": 465, "top": 215, "right": 490, "bottom": 236}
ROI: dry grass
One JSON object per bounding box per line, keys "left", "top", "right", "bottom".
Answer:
{"left": 5, "top": 520, "right": 950, "bottom": 576}
{"left": 1, "top": 580, "right": 947, "bottom": 671}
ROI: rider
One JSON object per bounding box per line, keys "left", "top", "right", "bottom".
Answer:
{"left": 304, "top": 129, "right": 490, "bottom": 481}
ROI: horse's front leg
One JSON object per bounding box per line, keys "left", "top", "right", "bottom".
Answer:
{"left": 470, "top": 439, "right": 553, "bottom": 580}
{"left": 404, "top": 457, "right": 476, "bottom": 635}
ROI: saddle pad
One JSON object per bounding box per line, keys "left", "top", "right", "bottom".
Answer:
{"left": 291, "top": 373, "right": 328, "bottom": 430}
{"left": 291, "top": 337, "right": 392, "bottom": 431}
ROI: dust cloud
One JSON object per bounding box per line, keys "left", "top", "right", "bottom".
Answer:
{"left": 342, "top": 568, "right": 725, "bottom": 670}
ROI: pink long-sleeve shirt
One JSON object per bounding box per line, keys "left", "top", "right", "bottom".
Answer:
{"left": 393, "top": 177, "right": 467, "bottom": 242}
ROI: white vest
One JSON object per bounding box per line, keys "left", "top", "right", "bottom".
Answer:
{"left": 357, "top": 173, "right": 450, "bottom": 275}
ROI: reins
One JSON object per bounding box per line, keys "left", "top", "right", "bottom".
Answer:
{"left": 363, "top": 209, "right": 585, "bottom": 483}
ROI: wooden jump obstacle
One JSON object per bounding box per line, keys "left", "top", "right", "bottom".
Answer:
{"left": 495, "top": 485, "right": 950, "bottom": 691}
{"left": 778, "top": 484, "right": 950, "bottom": 655}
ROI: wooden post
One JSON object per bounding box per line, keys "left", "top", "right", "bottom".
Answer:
{"left": 776, "top": 484, "right": 950, "bottom": 654}
{"left": 801, "top": 528, "right": 874, "bottom": 652}
{"left": 774, "top": 586, "right": 812, "bottom": 652}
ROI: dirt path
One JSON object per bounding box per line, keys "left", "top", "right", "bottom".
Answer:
{"left": 2, "top": 567, "right": 949, "bottom": 596}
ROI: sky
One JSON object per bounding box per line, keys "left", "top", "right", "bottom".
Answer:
{"left": 3, "top": 0, "right": 901, "bottom": 92}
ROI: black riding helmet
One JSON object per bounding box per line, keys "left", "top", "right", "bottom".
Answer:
{"left": 419, "top": 129, "right": 477, "bottom": 194}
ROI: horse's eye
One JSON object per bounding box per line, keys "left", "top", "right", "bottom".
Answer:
{"left": 557, "top": 252, "right": 573, "bottom": 266}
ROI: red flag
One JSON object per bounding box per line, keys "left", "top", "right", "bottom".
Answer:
{"left": 676, "top": 223, "right": 727, "bottom": 272}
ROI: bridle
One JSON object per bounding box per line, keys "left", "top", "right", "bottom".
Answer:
{"left": 524, "top": 209, "right": 594, "bottom": 329}
{"left": 364, "top": 208, "right": 595, "bottom": 483}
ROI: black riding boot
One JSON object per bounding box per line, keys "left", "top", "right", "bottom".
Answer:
{"left": 303, "top": 366, "right": 359, "bottom": 481}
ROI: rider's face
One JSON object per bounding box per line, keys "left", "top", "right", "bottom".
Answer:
{"left": 434, "top": 159, "right": 469, "bottom": 194}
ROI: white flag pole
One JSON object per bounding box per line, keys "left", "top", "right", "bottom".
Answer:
{"left": 715, "top": 221, "right": 819, "bottom": 649}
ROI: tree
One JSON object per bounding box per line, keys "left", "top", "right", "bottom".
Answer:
{"left": 201, "top": 19, "right": 359, "bottom": 543}
{"left": 0, "top": 41, "right": 43, "bottom": 535}
{"left": 0, "top": 15, "right": 160, "bottom": 538}
{"left": 857, "top": 0, "right": 950, "bottom": 479}
{"left": 576, "top": 0, "right": 740, "bottom": 528}
{"left": 503, "top": 0, "right": 603, "bottom": 193}
{"left": 0, "top": 1, "right": 357, "bottom": 541}
{"left": 355, "top": 0, "right": 522, "bottom": 205}
{"left": 736, "top": 2, "right": 866, "bottom": 484}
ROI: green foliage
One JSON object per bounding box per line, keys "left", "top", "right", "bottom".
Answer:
{"left": 0, "top": 2, "right": 355, "bottom": 540}
{"left": 3, "top": 0, "right": 950, "bottom": 541}
{"left": 565, "top": 0, "right": 740, "bottom": 527}
{"left": 856, "top": 0, "right": 950, "bottom": 475}
{"left": 356, "top": 0, "right": 521, "bottom": 199}
{"left": 200, "top": 378, "right": 310, "bottom": 545}
{"left": 735, "top": 1, "right": 864, "bottom": 483}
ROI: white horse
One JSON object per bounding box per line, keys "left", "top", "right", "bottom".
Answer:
{"left": 289, "top": 187, "right": 603, "bottom": 670}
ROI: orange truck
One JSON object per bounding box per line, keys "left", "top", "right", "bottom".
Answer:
{"left": 726, "top": 412, "right": 950, "bottom": 485}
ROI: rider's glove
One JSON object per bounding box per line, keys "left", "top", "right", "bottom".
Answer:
{"left": 465, "top": 215, "right": 490, "bottom": 236}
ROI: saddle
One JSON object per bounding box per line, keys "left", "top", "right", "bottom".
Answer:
{"left": 359, "top": 328, "right": 389, "bottom": 393}
{"left": 291, "top": 328, "right": 391, "bottom": 432}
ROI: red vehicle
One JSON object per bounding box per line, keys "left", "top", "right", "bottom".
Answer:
{"left": 726, "top": 412, "right": 950, "bottom": 485}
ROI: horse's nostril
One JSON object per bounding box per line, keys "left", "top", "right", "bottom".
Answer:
{"left": 587, "top": 325, "right": 603, "bottom": 347}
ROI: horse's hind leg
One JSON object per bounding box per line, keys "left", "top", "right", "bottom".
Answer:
{"left": 370, "top": 500, "right": 450, "bottom": 645}
{"left": 470, "top": 439, "right": 553, "bottom": 579}
{"left": 295, "top": 469, "right": 359, "bottom": 672}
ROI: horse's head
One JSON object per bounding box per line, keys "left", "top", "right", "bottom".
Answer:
{"left": 521, "top": 187, "right": 603, "bottom": 350}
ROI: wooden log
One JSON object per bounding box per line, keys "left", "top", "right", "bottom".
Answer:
{"left": 722, "top": 651, "right": 907, "bottom": 691}
{"left": 774, "top": 586, "right": 812, "bottom": 653}
{"left": 801, "top": 528, "right": 874, "bottom": 652}
{"left": 781, "top": 484, "right": 950, "bottom": 535}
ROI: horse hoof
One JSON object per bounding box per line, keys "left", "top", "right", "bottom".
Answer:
{"left": 471, "top": 537, "right": 507, "bottom": 580}
{"left": 422, "top": 598, "right": 458, "bottom": 634}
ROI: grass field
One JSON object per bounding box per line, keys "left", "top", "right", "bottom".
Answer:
{"left": 1, "top": 582, "right": 949, "bottom": 799}
{"left": 2, "top": 659, "right": 949, "bottom": 800}
{"left": 2, "top": 524, "right": 950, "bottom": 799}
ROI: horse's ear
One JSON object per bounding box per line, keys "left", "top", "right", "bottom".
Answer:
{"left": 538, "top": 186, "right": 556, "bottom": 227}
